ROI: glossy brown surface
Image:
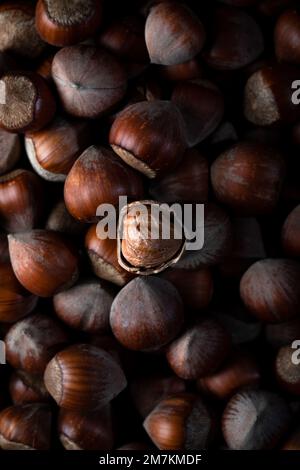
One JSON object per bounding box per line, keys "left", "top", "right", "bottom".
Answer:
{"left": 240, "top": 259, "right": 300, "bottom": 322}
{"left": 0, "top": 170, "right": 43, "bottom": 232}
{"left": 109, "top": 101, "right": 186, "bottom": 178}
{"left": 0, "top": 404, "right": 51, "bottom": 450}
{"left": 8, "top": 230, "right": 79, "bottom": 297}
{"left": 36, "top": 0, "right": 103, "bottom": 47}
{"left": 64, "top": 146, "right": 144, "bottom": 222}
{"left": 44, "top": 344, "right": 127, "bottom": 410}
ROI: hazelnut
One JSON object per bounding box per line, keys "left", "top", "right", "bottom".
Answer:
{"left": 5, "top": 312, "right": 68, "bottom": 375}
{"left": 145, "top": 2, "right": 205, "bottom": 66}
{"left": 211, "top": 142, "right": 285, "bottom": 215}
{"left": 44, "top": 344, "right": 127, "bottom": 410}
{"left": 109, "top": 100, "right": 186, "bottom": 178}
{"left": 144, "top": 393, "right": 214, "bottom": 450}
{"left": 240, "top": 259, "right": 300, "bottom": 322}
{"left": 204, "top": 6, "right": 264, "bottom": 70}
{"left": 0, "top": 403, "right": 51, "bottom": 450}
{"left": 0, "top": 263, "right": 38, "bottom": 323}
{"left": 52, "top": 46, "right": 127, "bottom": 118}
{"left": 118, "top": 200, "right": 185, "bottom": 275}
{"left": 53, "top": 278, "right": 114, "bottom": 334}
{"left": 222, "top": 389, "right": 291, "bottom": 449}
{"left": 36, "top": 0, "right": 103, "bottom": 47}
{"left": 0, "top": 72, "right": 56, "bottom": 133}
{"left": 0, "top": 169, "right": 44, "bottom": 233}
{"left": 8, "top": 229, "right": 79, "bottom": 297}
{"left": 110, "top": 276, "right": 184, "bottom": 351}
{"left": 244, "top": 65, "right": 300, "bottom": 125}
{"left": 85, "top": 224, "right": 134, "bottom": 287}
{"left": 25, "top": 116, "right": 92, "bottom": 182}
{"left": 166, "top": 319, "right": 231, "bottom": 380}
{"left": 64, "top": 145, "right": 144, "bottom": 222}
{"left": 0, "top": 2, "right": 46, "bottom": 59}
{"left": 58, "top": 406, "right": 113, "bottom": 450}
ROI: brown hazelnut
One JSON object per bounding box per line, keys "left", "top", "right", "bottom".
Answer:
{"left": 53, "top": 278, "right": 114, "bottom": 334}
{"left": 145, "top": 2, "right": 205, "bottom": 66}
{"left": 0, "top": 129, "right": 21, "bottom": 175}
{"left": 166, "top": 319, "right": 231, "bottom": 380}
{"left": 64, "top": 145, "right": 144, "bottom": 222}
{"left": 109, "top": 100, "right": 186, "bottom": 178}
{"left": 204, "top": 6, "right": 264, "bottom": 70}
{"left": 5, "top": 312, "right": 68, "bottom": 375}
{"left": 52, "top": 46, "right": 127, "bottom": 118}
{"left": 9, "top": 371, "right": 49, "bottom": 405}
{"left": 85, "top": 224, "right": 134, "bottom": 287}
{"left": 8, "top": 229, "right": 79, "bottom": 297}
{"left": 244, "top": 65, "right": 300, "bottom": 125}
{"left": 0, "top": 72, "right": 56, "bottom": 133}
{"left": 0, "top": 263, "right": 38, "bottom": 323}
{"left": 0, "top": 169, "right": 44, "bottom": 233}
{"left": 222, "top": 389, "right": 291, "bottom": 449}
{"left": 110, "top": 276, "right": 184, "bottom": 351}
{"left": 197, "top": 352, "right": 261, "bottom": 400}
{"left": 240, "top": 259, "right": 300, "bottom": 323}
{"left": 36, "top": 0, "right": 103, "bottom": 47}
{"left": 149, "top": 148, "right": 209, "bottom": 203}
{"left": 58, "top": 406, "right": 113, "bottom": 450}
{"left": 171, "top": 80, "right": 224, "bottom": 147}
{"left": 25, "top": 116, "right": 91, "bottom": 182}
{"left": 0, "top": 2, "right": 46, "bottom": 59}
{"left": 161, "top": 267, "right": 213, "bottom": 311}
{"left": 118, "top": 200, "right": 185, "bottom": 275}
{"left": 211, "top": 142, "right": 285, "bottom": 215}
{"left": 44, "top": 344, "right": 127, "bottom": 410}
{"left": 282, "top": 204, "right": 300, "bottom": 257}
{"left": 0, "top": 403, "right": 51, "bottom": 450}
{"left": 144, "top": 393, "right": 214, "bottom": 450}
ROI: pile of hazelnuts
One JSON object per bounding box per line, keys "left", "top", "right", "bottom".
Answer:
{"left": 0, "top": 0, "right": 300, "bottom": 452}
